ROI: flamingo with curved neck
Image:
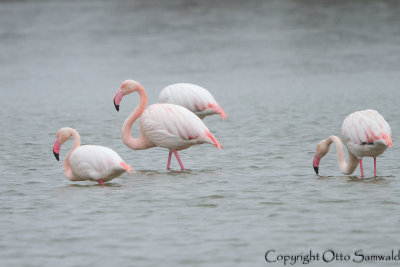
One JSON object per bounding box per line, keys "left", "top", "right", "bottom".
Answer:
{"left": 53, "top": 127, "right": 81, "bottom": 180}
{"left": 52, "top": 127, "right": 131, "bottom": 184}
{"left": 113, "top": 79, "right": 223, "bottom": 171}
{"left": 313, "top": 109, "right": 392, "bottom": 178}
{"left": 114, "top": 80, "right": 154, "bottom": 150}
{"left": 313, "top": 135, "right": 359, "bottom": 176}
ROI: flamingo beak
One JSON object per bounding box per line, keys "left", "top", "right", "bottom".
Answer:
{"left": 313, "top": 153, "right": 320, "bottom": 174}
{"left": 113, "top": 88, "right": 124, "bottom": 112}
{"left": 53, "top": 139, "right": 61, "bottom": 161}
{"left": 114, "top": 99, "right": 119, "bottom": 111}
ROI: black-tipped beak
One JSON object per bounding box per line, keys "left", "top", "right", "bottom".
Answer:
{"left": 312, "top": 153, "right": 321, "bottom": 175}
{"left": 53, "top": 151, "right": 59, "bottom": 161}
{"left": 114, "top": 98, "right": 119, "bottom": 111}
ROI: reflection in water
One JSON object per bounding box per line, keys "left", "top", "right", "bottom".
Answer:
{"left": 63, "top": 183, "right": 123, "bottom": 188}
{"left": 343, "top": 175, "right": 392, "bottom": 184}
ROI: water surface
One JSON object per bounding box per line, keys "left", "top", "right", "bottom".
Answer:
{"left": 1, "top": 0, "right": 400, "bottom": 266}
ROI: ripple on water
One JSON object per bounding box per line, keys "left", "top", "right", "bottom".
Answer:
{"left": 259, "top": 201, "right": 284, "bottom": 205}
{"left": 23, "top": 142, "right": 35, "bottom": 146}
{"left": 317, "top": 199, "right": 350, "bottom": 203}
{"left": 382, "top": 200, "right": 398, "bottom": 205}
{"left": 193, "top": 203, "right": 218, "bottom": 208}
{"left": 199, "top": 195, "right": 225, "bottom": 199}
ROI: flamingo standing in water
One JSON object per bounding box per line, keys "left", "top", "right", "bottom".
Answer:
{"left": 52, "top": 127, "right": 131, "bottom": 185}
{"left": 113, "top": 80, "right": 223, "bottom": 171}
{"left": 313, "top": 109, "right": 392, "bottom": 178}
{"left": 159, "top": 83, "right": 227, "bottom": 120}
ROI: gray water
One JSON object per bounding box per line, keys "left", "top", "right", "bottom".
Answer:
{"left": 1, "top": 0, "right": 400, "bottom": 266}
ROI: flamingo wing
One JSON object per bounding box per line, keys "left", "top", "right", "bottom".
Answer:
{"left": 140, "top": 103, "right": 222, "bottom": 150}
{"left": 69, "top": 145, "right": 128, "bottom": 182}
{"left": 159, "top": 83, "right": 227, "bottom": 120}
{"left": 341, "top": 109, "right": 392, "bottom": 146}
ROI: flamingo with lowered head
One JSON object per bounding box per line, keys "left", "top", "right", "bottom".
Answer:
{"left": 313, "top": 109, "right": 392, "bottom": 178}
{"left": 113, "top": 79, "right": 223, "bottom": 171}
{"left": 159, "top": 83, "right": 227, "bottom": 120}
{"left": 52, "top": 127, "right": 131, "bottom": 185}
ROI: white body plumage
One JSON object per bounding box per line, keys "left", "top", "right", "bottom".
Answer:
{"left": 141, "top": 103, "right": 222, "bottom": 151}
{"left": 68, "top": 145, "right": 127, "bottom": 182}
{"left": 341, "top": 109, "right": 392, "bottom": 158}
{"left": 159, "top": 83, "right": 227, "bottom": 120}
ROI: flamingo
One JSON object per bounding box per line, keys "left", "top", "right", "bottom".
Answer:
{"left": 113, "top": 80, "right": 223, "bottom": 171}
{"left": 52, "top": 127, "right": 131, "bottom": 185}
{"left": 158, "top": 83, "right": 227, "bottom": 120}
{"left": 313, "top": 109, "right": 392, "bottom": 178}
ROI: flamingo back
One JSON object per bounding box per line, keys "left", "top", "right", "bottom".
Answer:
{"left": 159, "top": 83, "right": 226, "bottom": 119}
{"left": 69, "top": 145, "right": 126, "bottom": 181}
{"left": 341, "top": 109, "right": 392, "bottom": 147}
{"left": 140, "top": 103, "right": 222, "bottom": 150}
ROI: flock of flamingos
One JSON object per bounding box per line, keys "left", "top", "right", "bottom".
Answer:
{"left": 52, "top": 79, "right": 393, "bottom": 185}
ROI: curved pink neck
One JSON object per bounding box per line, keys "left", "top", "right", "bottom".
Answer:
{"left": 328, "top": 136, "right": 358, "bottom": 175}
{"left": 63, "top": 129, "right": 81, "bottom": 180}
{"left": 121, "top": 82, "right": 154, "bottom": 150}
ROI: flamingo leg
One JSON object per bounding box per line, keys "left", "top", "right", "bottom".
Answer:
{"left": 167, "top": 152, "right": 172, "bottom": 170}
{"left": 359, "top": 159, "right": 364, "bottom": 179}
{"left": 97, "top": 179, "right": 105, "bottom": 185}
{"left": 374, "top": 157, "right": 377, "bottom": 177}
{"left": 173, "top": 150, "right": 185, "bottom": 171}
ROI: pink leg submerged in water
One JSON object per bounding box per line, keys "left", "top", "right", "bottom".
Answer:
{"left": 173, "top": 150, "right": 185, "bottom": 171}
{"left": 374, "top": 157, "right": 377, "bottom": 177}
{"left": 97, "top": 179, "right": 105, "bottom": 185}
{"left": 359, "top": 159, "right": 364, "bottom": 179}
{"left": 167, "top": 152, "right": 172, "bottom": 170}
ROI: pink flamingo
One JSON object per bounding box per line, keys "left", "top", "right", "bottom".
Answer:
{"left": 313, "top": 109, "right": 392, "bottom": 178}
{"left": 52, "top": 127, "right": 131, "bottom": 185}
{"left": 159, "top": 83, "right": 227, "bottom": 120}
{"left": 113, "top": 80, "right": 223, "bottom": 171}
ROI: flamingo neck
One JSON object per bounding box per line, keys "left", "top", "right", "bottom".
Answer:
{"left": 121, "top": 83, "right": 154, "bottom": 150}
{"left": 63, "top": 129, "right": 81, "bottom": 180}
{"left": 328, "top": 136, "right": 358, "bottom": 175}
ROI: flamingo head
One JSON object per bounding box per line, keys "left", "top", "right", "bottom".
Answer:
{"left": 113, "top": 80, "right": 141, "bottom": 111}
{"left": 313, "top": 154, "right": 320, "bottom": 174}
{"left": 113, "top": 87, "right": 124, "bottom": 112}
{"left": 381, "top": 132, "right": 393, "bottom": 147}
{"left": 313, "top": 139, "right": 330, "bottom": 174}
{"left": 53, "top": 127, "right": 73, "bottom": 161}
{"left": 208, "top": 103, "right": 228, "bottom": 120}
